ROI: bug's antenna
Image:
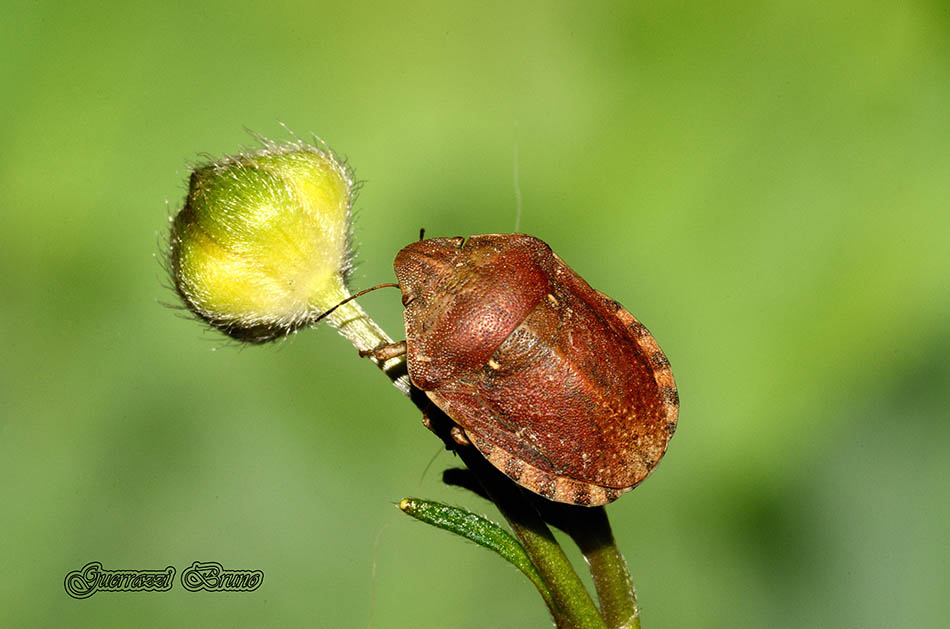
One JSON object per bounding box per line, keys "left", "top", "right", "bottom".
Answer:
{"left": 419, "top": 228, "right": 426, "bottom": 241}
{"left": 311, "top": 283, "right": 400, "bottom": 325}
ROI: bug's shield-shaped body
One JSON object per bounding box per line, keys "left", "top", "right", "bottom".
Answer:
{"left": 395, "top": 234, "right": 678, "bottom": 506}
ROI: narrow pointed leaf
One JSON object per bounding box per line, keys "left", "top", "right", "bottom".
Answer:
{"left": 398, "top": 497, "right": 554, "bottom": 611}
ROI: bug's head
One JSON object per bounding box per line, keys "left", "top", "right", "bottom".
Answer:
{"left": 393, "top": 236, "right": 465, "bottom": 308}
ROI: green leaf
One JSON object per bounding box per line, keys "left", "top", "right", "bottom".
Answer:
{"left": 398, "top": 497, "right": 554, "bottom": 611}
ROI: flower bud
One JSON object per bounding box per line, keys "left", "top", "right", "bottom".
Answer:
{"left": 169, "top": 139, "right": 356, "bottom": 343}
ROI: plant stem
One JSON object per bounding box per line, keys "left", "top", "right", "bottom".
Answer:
{"left": 555, "top": 508, "right": 640, "bottom": 629}
{"left": 323, "top": 299, "right": 410, "bottom": 394}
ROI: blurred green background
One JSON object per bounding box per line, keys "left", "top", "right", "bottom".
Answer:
{"left": 2, "top": 1, "right": 947, "bottom": 627}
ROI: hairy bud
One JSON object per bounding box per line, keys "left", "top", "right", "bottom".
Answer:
{"left": 169, "top": 139, "right": 356, "bottom": 343}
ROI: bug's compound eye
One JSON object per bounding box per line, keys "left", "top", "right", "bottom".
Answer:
{"left": 401, "top": 292, "right": 418, "bottom": 307}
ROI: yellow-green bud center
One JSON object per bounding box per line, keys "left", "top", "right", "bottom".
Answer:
{"left": 169, "top": 140, "right": 355, "bottom": 343}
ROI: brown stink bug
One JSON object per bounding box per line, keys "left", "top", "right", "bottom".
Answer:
{"left": 363, "top": 233, "right": 678, "bottom": 507}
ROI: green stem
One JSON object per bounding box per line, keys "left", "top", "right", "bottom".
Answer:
{"left": 559, "top": 508, "right": 640, "bottom": 629}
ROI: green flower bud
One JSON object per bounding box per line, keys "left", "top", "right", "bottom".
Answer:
{"left": 169, "top": 139, "right": 358, "bottom": 343}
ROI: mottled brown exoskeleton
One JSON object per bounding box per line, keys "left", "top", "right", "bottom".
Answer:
{"left": 369, "top": 234, "right": 678, "bottom": 506}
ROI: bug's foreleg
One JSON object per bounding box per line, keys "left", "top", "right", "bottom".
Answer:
{"left": 358, "top": 340, "right": 407, "bottom": 361}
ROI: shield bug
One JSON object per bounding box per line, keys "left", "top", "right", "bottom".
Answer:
{"left": 363, "top": 233, "right": 678, "bottom": 506}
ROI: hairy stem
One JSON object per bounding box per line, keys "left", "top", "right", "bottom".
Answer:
{"left": 323, "top": 299, "right": 410, "bottom": 394}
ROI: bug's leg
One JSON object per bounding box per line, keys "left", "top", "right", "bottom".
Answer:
{"left": 420, "top": 401, "right": 471, "bottom": 447}
{"left": 358, "top": 340, "right": 407, "bottom": 361}
{"left": 449, "top": 425, "right": 471, "bottom": 447}
{"left": 420, "top": 401, "right": 437, "bottom": 434}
